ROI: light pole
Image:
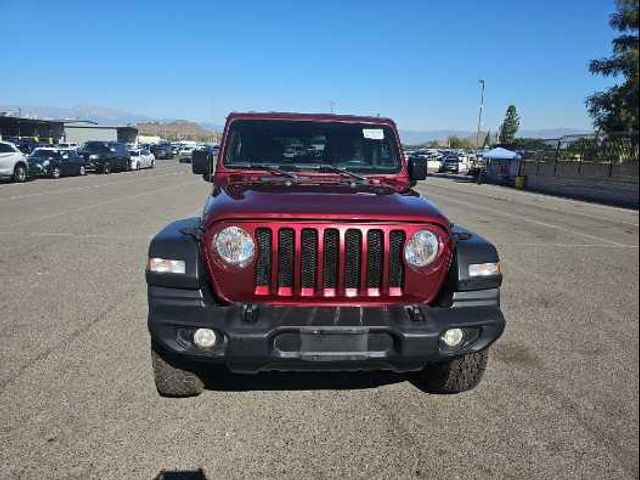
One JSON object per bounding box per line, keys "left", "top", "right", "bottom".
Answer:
{"left": 328, "top": 101, "right": 336, "bottom": 114}
{"left": 476, "top": 79, "right": 485, "bottom": 148}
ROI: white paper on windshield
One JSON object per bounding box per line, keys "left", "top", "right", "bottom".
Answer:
{"left": 362, "top": 128, "right": 385, "bottom": 140}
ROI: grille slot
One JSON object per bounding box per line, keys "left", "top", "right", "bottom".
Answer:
{"left": 301, "top": 229, "right": 318, "bottom": 289}
{"left": 255, "top": 228, "right": 272, "bottom": 286}
{"left": 277, "top": 229, "right": 295, "bottom": 288}
{"left": 344, "top": 229, "right": 362, "bottom": 289}
{"left": 323, "top": 229, "right": 339, "bottom": 289}
{"left": 389, "top": 230, "right": 405, "bottom": 288}
{"left": 366, "top": 230, "right": 383, "bottom": 288}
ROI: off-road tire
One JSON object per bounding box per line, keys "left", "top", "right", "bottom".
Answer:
{"left": 151, "top": 344, "right": 204, "bottom": 397}
{"left": 414, "top": 349, "right": 489, "bottom": 394}
{"left": 13, "top": 164, "right": 27, "bottom": 183}
{"left": 51, "top": 166, "right": 61, "bottom": 179}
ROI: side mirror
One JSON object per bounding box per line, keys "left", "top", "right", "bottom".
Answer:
{"left": 192, "top": 149, "right": 212, "bottom": 181}
{"left": 408, "top": 157, "right": 427, "bottom": 183}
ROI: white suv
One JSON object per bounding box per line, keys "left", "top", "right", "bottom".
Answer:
{"left": 0, "top": 141, "right": 29, "bottom": 182}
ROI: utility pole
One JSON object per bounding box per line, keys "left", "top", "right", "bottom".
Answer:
{"left": 328, "top": 101, "right": 336, "bottom": 114}
{"left": 476, "top": 79, "right": 485, "bottom": 149}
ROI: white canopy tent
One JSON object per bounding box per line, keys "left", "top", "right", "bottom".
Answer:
{"left": 482, "top": 148, "right": 523, "bottom": 180}
{"left": 481, "top": 147, "right": 522, "bottom": 160}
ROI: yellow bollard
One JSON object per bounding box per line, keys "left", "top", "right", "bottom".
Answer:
{"left": 515, "top": 175, "right": 527, "bottom": 190}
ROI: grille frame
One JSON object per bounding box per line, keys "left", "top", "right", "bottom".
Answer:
{"left": 204, "top": 221, "right": 452, "bottom": 306}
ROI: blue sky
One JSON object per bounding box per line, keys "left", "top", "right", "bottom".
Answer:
{"left": 1, "top": 0, "right": 619, "bottom": 131}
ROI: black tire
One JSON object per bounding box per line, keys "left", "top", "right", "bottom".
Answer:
{"left": 51, "top": 166, "right": 61, "bottom": 179}
{"left": 102, "top": 162, "right": 112, "bottom": 174}
{"left": 13, "top": 163, "right": 27, "bottom": 183}
{"left": 151, "top": 343, "right": 204, "bottom": 397}
{"left": 413, "top": 350, "right": 489, "bottom": 394}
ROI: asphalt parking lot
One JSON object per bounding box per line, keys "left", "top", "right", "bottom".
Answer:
{"left": 1, "top": 162, "right": 638, "bottom": 479}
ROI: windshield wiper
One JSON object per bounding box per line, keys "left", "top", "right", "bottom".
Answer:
{"left": 238, "top": 163, "right": 298, "bottom": 180}
{"left": 315, "top": 165, "right": 368, "bottom": 183}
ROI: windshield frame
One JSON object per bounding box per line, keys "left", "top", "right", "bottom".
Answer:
{"left": 221, "top": 119, "right": 403, "bottom": 176}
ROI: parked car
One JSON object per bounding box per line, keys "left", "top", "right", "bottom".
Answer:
{"left": 15, "top": 138, "right": 44, "bottom": 154}
{"left": 80, "top": 141, "right": 131, "bottom": 173}
{"left": 442, "top": 156, "right": 461, "bottom": 173}
{"left": 145, "top": 112, "right": 505, "bottom": 397}
{"left": 0, "top": 141, "right": 29, "bottom": 182}
{"left": 28, "top": 147, "right": 87, "bottom": 178}
{"left": 150, "top": 143, "right": 174, "bottom": 159}
{"left": 129, "top": 149, "right": 156, "bottom": 170}
{"left": 178, "top": 145, "right": 197, "bottom": 163}
{"left": 56, "top": 142, "right": 78, "bottom": 150}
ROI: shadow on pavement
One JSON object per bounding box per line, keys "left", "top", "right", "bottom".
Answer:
{"left": 199, "top": 367, "right": 410, "bottom": 392}
{"left": 154, "top": 469, "right": 207, "bottom": 480}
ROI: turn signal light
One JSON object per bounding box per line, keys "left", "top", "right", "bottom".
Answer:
{"left": 468, "top": 262, "right": 501, "bottom": 278}
{"left": 147, "top": 257, "right": 186, "bottom": 274}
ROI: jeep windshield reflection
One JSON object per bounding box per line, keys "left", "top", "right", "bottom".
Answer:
{"left": 224, "top": 120, "right": 401, "bottom": 174}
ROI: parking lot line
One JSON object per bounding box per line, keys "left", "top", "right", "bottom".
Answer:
{"left": 425, "top": 180, "right": 640, "bottom": 227}
{"left": 427, "top": 189, "right": 633, "bottom": 247}
{"left": 1, "top": 179, "right": 201, "bottom": 229}
{"left": 0, "top": 169, "right": 187, "bottom": 202}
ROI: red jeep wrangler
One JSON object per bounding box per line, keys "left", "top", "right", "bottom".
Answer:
{"left": 146, "top": 112, "right": 505, "bottom": 397}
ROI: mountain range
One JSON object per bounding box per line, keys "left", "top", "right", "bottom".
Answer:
{"left": 0, "top": 104, "right": 591, "bottom": 142}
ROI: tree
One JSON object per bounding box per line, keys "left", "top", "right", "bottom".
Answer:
{"left": 498, "top": 105, "right": 520, "bottom": 143}
{"left": 447, "top": 135, "right": 474, "bottom": 150}
{"left": 482, "top": 130, "right": 493, "bottom": 148}
{"left": 586, "top": 0, "right": 639, "bottom": 133}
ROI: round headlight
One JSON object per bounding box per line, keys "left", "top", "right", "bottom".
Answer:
{"left": 404, "top": 230, "right": 440, "bottom": 268}
{"left": 214, "top": 226, "right": 255, "bottom": 267}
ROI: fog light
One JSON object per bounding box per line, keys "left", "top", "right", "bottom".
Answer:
{"left": 193, "top": 328, "right": 217, "bottom": 348}
{"left": 442, "top": 328, "right": 465, "bottom": 348}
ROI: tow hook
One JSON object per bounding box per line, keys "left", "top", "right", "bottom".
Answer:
{"left": 243, "top": 304, "right": 258, "bottom": 323}
{"left": 406, "top": 305, "right": 425, "bottom": 323}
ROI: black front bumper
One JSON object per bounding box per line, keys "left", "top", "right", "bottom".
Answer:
{"left": 28, "top": 164, "right": 50, "bottom": 176}
{"left": 148, "top": 286, "right": 505, "bottom": 373}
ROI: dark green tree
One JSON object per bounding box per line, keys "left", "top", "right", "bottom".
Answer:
{"left": 448, "top": 135, "right": 474, "bottom": 150}
{"left": 586, "top": 0, "right": 639, "bottom": 132}
{"left": 482, "top": 130, "right": 493, "bottom": 148}
{"left": 498, "top": 105, "right": 520, "bottom": 143}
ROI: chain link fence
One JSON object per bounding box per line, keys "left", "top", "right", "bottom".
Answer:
{"left": 518, "top": 132, "right": 639, "bottom": 179}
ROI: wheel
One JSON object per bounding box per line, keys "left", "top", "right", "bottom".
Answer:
{"left": 133, "top": 162, "right": 139, "bottom": 171}
{"left": 79, "top": 165, "right": 86, "bottom": 176}
{"left": 151, "top": 343, "right": 204, "bottom": 397}
{"left": 150, "top": 160, "right": 155, "bottom": 169}
{"left": 413, "top": 350, "right": 489, "bottom": 394}
{"left": 13, "top": 164, "right": 27, "bottom": 183}
{"left": 102, "top": 162, "right": 112, "bottom": 174}
{"left": 51, "top": 166, "right": 61, "bottom": 179}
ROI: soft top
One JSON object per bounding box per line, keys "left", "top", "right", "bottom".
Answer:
{"left": 226, "top": 112, "right": 398, "bottom": 128}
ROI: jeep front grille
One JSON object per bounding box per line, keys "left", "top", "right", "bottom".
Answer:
{"left": 253, "top": 225, "right": 406, "bottom": 298}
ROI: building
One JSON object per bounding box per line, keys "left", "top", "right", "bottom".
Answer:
{"left": 138, "top": 134, "right": 163, "bottom": 144}
{"left": 0, "top": 114, "right": 64, "bottom": 143}
{"left": 0, "top": 114, "right": 139, "bottom": 145}
{"left": 63, "top": 121, "right": 138, "bottom": 144}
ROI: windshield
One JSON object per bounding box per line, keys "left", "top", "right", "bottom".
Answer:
{"left": 83, "top": 142, "right": 110, "bottom": 153}
{"left": 224, "top": 120, "right": 401, "bottom": 174}
{"left": 31, "top": 149, "right": 59, "bottom": 159}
